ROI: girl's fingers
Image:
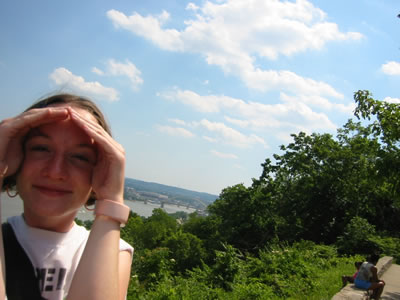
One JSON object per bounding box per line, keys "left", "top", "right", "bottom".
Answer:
{"left": 68, "top": 108, "right": 125, "bottom": 201}
{"left": 1, "top": 107, "right": 68, "bottom": 139}
{"left": 0, "top": 107, "right": 69, "bottom": 175}
{"left": 68, "top": 108, "right": 124, "bottom": 155}
{"left": 15, "top": 107, "right": 69, "bottom": 130}
{"left": 0, "top": 108, "right": 67, "bottom": 148}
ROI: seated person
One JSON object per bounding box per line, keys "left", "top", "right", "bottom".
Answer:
{"left": 354, "top": 254, "right": 385, "bottom": 300}
{"left": 342, "top": 261, "right": 362, "bottom": 286}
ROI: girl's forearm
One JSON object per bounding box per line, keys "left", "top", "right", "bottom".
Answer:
{"left": 67, "top": 215, "right": 121, "bottom": 300}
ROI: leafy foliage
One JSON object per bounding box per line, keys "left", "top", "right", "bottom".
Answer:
{"left": 135, "top": 247, "right": 173, "bottom": 286}
{"left": 205, "top": 91, "right": 400, "bottom": 253}
{"left": 161, "top": 230, "right": 206, "bottom": 274}
{"left": 124, "top": 238, "right": 362, "bottom": 299}
{"left": 110, "top": 90, "right": 400, "bottom": 298}
{"left": 336, "top": 216, "right": 377, "bottom": 255}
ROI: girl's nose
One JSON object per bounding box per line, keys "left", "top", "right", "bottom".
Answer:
{"left": 41, "top": 154, "right": 68, "bottom": 180}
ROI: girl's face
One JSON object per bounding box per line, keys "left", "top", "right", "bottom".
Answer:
{"left": 16, "top": 105, "right": 98, "bottom": 224}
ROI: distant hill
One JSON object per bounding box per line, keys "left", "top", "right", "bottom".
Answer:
{"left": 124, "top": 178, "right": 218, "bottom": 210}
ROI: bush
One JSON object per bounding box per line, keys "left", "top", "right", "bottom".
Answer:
{"left": 368, "top": 235, "right": 400, "bottom": 262}
{"left": 126, "top": 241, "right": 365, "bottom": 299}
{"left": 250, "top": 245, "right": 315, "bottom": 297}
{"left": 336, "top": 216, "right": 378, "bottom": 255}
{"left": 161, "top": 230, "right": 207, "bottom": 273}
{"left": 134, "top": 247, "right": 174, "bottom": 287}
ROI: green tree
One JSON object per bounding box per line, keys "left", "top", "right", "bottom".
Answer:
{"left": 209, "top": 244, "right": 242, "bottom": 291}
{"left": 139, "top": 209, "right": 178, "bottom": 249}
{"left": 161, "top": 230, "right": 206, "bottom": 274}
{"left": 354, "top": 90, "right": 400, "bottom": 214}
{"left": 182, "top": 213, "right": 223, "bottom": 262}
{"left": 134, "top": 247, "right": 174, "bottom": 287}
{"left": 206, "top": 90, "right": 400, "bottom": 250}
{"left": 336, "top": 216, "right": 377, "bottom": 255}
{"left": 120, "top": 212, "right": 145, "bottom": 249}
{"left": 354, "top": 90, "right": 400, "bottom": 145}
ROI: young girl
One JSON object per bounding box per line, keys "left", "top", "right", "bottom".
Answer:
{"left": 0, "top": 93, "right": 133, "bottom": 300}
{"left": 341, "top": 261, "right": 362, "bottom": 286}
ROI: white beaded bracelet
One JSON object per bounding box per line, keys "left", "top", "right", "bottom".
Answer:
{"left": 95, "top": 200, "right": 130, "bottom": 225}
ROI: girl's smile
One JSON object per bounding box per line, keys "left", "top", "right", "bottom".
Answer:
{"left": 32, "top": 184, "right": 73, "bottom": 197}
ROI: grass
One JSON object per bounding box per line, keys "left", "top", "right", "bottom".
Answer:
{"left": 297, "top": 256, "right": 364, "bottom": 300}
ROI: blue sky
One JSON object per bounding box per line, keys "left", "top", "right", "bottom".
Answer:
{"left": 1, "top": 0, "right": 399, "bottom": 195}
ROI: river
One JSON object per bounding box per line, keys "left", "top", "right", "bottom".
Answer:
{"left": 0, "top": 193, "right": 197, "bottom": 221}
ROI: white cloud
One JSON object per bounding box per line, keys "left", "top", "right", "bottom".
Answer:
{"left": 203, "top": 135, "right": 217, "bottom": 143}
{"left": 107, "top": 9, "right": 184, "bottom": 51}
{"left": 275, "top": 131, "right": 295, "bottom": 144}
{"left": 381, "top": 61, "right": 400, "bottom": 76}
{"left": 159, "top": 88, "right": 244, "bottom": 113}
{"left": 158, "top": 87, "right": 346, "bottom": 149}
{"left": 383, "top": 97, "right": 400, "bottom": 104}
{"left": 198, "top": 119, "right": 267, "bottom": 148}
{"left": 210, "top": 150, "right": 238, "bottom": 159}
{"left": 224, "top": 116, "right": 250, "bottom": 128}
{"left": 93, "top": 59, "right": 143, "bottom": 90}
{"left": 49, "top": 67, "right": 119, "bottom": 102}
{"left": 280, "top": 93, "right": 354, "bottom": 114}
{"left": 156, "top": 125, "right": 194, "bottom": 138}
{"left": 243, "top": 69, "right": 343, "bottom": 98}
{"left": 160, "top": 88, "right": 339, "bottom": 133}
{"left": 107, "top": 59, "right": 143, "bottom": 90}
{"left": 91, "top": 67, "right": 104, "bottom": 75}
{"left": 168, "top": 118, "right": 187, "bottom": 126}
{"left": 186, "top": 3, "right": 199, "bottom": 11}
{"left": 107, "top": 0, "right": 361, "bottom": 96}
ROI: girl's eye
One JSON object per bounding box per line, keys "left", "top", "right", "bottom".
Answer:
{"left": 30, "top": 145, "right": 49, "bottom": 152}
{"left": 72, "top": 154, "right": 90, "bottom": 163}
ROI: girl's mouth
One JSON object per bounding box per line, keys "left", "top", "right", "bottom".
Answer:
{"left": 34, "top": 185, "right": 72, "bottom": 197}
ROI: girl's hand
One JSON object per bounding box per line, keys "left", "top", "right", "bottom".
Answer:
{"left": 0, "top": 108, "right": 69, "bottom": 178}
{"left": 0, "top": 161, "right": 7, "bottom": 179}
{"left": 68, "top": 108, "right": 125, "bottom": 203}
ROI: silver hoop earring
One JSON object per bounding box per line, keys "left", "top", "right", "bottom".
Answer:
{"left": 84, "top": 203, "right": 95, "bottom": 211}
{"left": 6, "top": 187, "right": 19, "bottom": 198}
